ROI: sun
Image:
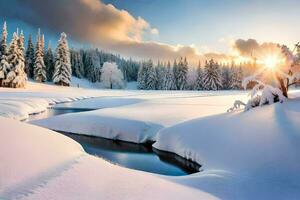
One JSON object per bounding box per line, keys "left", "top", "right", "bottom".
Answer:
{"left": 262, "top": 55, "right": 280, "bottom": 70}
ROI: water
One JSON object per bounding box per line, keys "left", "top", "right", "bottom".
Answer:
{"left": 28, "top": 107, "right": 95, "bottom": 121}
{"left": 29, "top": 107, "right": 201, "bottom": 176}
{"left": 60, "top": 132, "right": 200, "bottom": 176}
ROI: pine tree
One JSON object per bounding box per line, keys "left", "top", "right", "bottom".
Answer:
{"left": 195, "top": 61, "right": 203, "bottom": 90}
{"left": 33, "top": 31, "right": 46, "bottom": 82}
{"left": 231, "top": 66, "right": 243, "bottom": 89}
{"left": 0, "top": 21, "right": 7, "bottom": 57}
{"left": 25, "top": 35, "right": 35, "bottom": 78}
{"left": 221, "top": 66, "right": 232, "bottom": 90}
{"left": 0, "top": 21, "right": 9, "bottom": 86}
{"left": 163, "top": 61, "right": 176, "bottom": 90}
{"left": 202, "top": 59, "right": 222, "bottom": 90}
{"left": 71, "top": 50, "right": 84, "bottom": 78}
{"left": 174, "top": 57, "right": 188, "bottom": 90}
{"left": 155, "top": 61, "right": 166, "bottom": 90}
{"left": 4, "top": 32, "right": 27, "bottom": 88}
{"left": 145, "top": 59, "right": 156, "bottom": 90}
{"left": 137, "top": 61, "right": 147, "bottom": 89}
{"left": 84, "top": 49, "right": 101, "bottom": 82}
{"left": 53, "top": 32, "right": 72, "bottom": 86}
{"left": 45, "top": 42, "right": 55, "bottom": 81}
{"left": 41, "top": 34, "right": 45, "bottom": 56}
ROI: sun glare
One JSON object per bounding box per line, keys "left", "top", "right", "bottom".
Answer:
{"left": 262, "top": 55, "right": 280, "bottom": 70}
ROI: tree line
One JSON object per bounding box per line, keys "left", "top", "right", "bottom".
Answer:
{"left": 0, "top": 21, "right": 246, "bottom": 90}
{"left": 0, "top": 22, "right": 72, "bottom": 87}
{"left": 137, "top": 58, "right": 244, "bottom": 90}
{"left": 0, "top": 22, "right": 139, "bottom": 88}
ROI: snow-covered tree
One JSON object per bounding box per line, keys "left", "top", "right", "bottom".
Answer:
{"left": 174, "top": 57, "right": 188, "bottom": 90}
{"left": 100, "top": 62, "right": 124, "bottom": 89}
{"left": 231, "top": 66, "right": 243, "bottom": 90}
{"left": 0, "top": 21, "right": 7, "bottom": 57}
{"left": 186, "top": 68, "right": 197, "bottom": 90}
{"left": 0, "top": 53, "right": 10, "bottom": 87}
{"left": 137, "top": 61, "right": 147, "bottom": 89}
{"left": 84, "top": 49, "right": 101, "bottom": 82}
{"left": 0, "top": 22, "right": 9, "bottom": 86}
{"left": 194, "top": 61, "right": 204, "bottom": 90}
{"left": 41, "top": 34, "right": 45, "bottom": 56}
{"left": 33, "top": 31, "right": 46, "bottom": 82}
{"left": 145, "top": 60, "right": 156, "bottom": 90}
{"left": 221, "top": 66, "right": 232, "bottom": 90}
{"left": 70, "top": 50, "right": 84, "bottom": 78}
{"left": 155, "top": 61, "right": 166, "bottom": 90}
{"left": 4, "top": 32, "right": 27, "bottom": 88}
{"left": 53, "top": 32, "right": 72, "bottom": 86}
{"left": 137, "top": 60, "right": 156, "bottom": 90}
{"left": 202, "top": 59, "right": 222, "bottom": 90}
{"left": 162, "top": 61, "right": 176, "bottom": 90}
{"left": 25, "top": 34, "right": 35, "bottom": 78}
{"left": 45, "top": 42, "right": 55, "bottom": 81}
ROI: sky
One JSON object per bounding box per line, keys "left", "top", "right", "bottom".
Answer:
{"left": 1, "top": 0, "right": 300, "bottom": 65}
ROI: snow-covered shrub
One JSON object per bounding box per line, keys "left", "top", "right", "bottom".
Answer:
{"left": 100, "top": 62, "right": 125, "bottom": 89}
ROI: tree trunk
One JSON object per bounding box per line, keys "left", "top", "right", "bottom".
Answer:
{"left": 277, "top": 76, "right": 288, "bottom": 98}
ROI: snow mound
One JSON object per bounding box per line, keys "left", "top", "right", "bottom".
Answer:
{"left": 31, "top": 111, "right": 162, "bottom": 143}
{"left": 154, "top": 99, "right": 300, "bottom": 199}
{"left": 0, "top": 117, "right": 84, "bottom": 199}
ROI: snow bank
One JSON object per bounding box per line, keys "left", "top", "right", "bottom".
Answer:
{"left": 53, "top": 97, "right": 143, "bottom": 110}
{"left": 32, "top": 112, "right": 162, "bottom": 143}
{"left": 154, "top": 98, "right": 300, "bottom": 199}
{"left": 32, "top": 92, "right": 248, "bottom": 143}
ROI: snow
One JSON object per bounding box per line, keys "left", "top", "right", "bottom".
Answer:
{"left": 32, "top": 90, "right": 248, "bottom": 143}
{"left": 1, "top": 81, "right": 300, "bottom": 199}
{"left": 0, "top": 117, "right": 84, "bottom": 199}
{"left": 154, "top": 97, "right": 300, "bottom": 199}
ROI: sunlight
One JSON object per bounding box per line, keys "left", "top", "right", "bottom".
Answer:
{"left": 262, "top": 55, "right": 281, "bottom": 70}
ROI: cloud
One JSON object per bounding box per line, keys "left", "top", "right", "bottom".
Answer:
{"left": 10, "top": 0, "right": 157, "bottom": 43}
{"left": 1, "top": 0, "right": 278, "bottom": 66}
{"left": 233, "top": 39, "right": 282, "bottom": 58}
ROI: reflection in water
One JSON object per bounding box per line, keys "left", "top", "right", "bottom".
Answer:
{"left": 60, "top": 132, "right": 201, "bottom": 176}
{"left": 29, "top": 107, "right": 201, "bottom": 176}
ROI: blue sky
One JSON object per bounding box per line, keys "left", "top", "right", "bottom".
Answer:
{"left": 1, "top": 0, "right": 300, "bottom": 63}
{"left": 103, "top": 0, "right": 300, "bottom": 52}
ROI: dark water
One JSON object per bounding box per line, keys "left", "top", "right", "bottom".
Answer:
{"left": 60, "top": 132, "right": 201, "bottom": 176}
{"left": 29, "top": 107, "right": 201, "bottom": 176}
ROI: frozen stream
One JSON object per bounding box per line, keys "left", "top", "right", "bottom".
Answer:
{"left": 28, "top": 106, "right": 200, "bottom": 176}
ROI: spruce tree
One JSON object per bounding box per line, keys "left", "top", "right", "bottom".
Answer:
{"left": 53, "top": 32, "right": 72, "bottom": 86}
{"left": 202, "top": 59, "right": 222, "bottom": 90}
{"left": 45, "top": 42, "right": 55, "bottom": 81}
{"left": 137, "top": 61, "right": 147, "bottom": 89}
{"left": 221, "top": 66, "right": 232, "bottom": 90}
{"left": 5, "top": 32, "right": 27, "bottom": 88}
{"left": 174, "top": 57, "right": 188, "bottom": 90}
{"left": 25, "top": 35, "right": 35, "bottom": 78}
{"left": 163, "top": 61, "right": 176, "bottom": 90}
{"left": 145, "top": 59, "right": 156, "bottom": 90}
{"left": 0, "top": 21, "right": 7, "bottom": 57}
{"left": 231, "top": 66, "right": 243, "bottom": 89}
{"left": 0, "top": 21, "right": 9, "bottom": 86}
{"left": 71, "top": 50, "right": 84, "bottom": 78}
{"left": 195, "top": 61, "right": 204, "bottom": 90}
{"left": 33, "top": 31, "right": 46, "bottom": 82}
{"left": 155, "top": 61, "right": 165, "bottom": 90}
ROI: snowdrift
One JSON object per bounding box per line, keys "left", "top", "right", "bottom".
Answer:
{"left": 154, "top": 98, "right": 300, "bottom": 199}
